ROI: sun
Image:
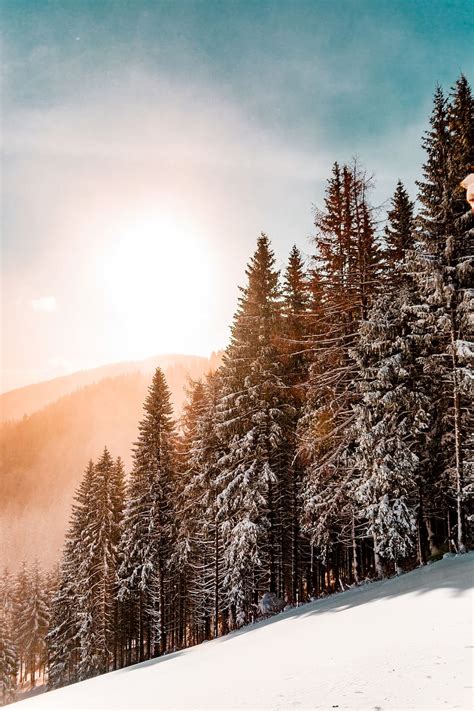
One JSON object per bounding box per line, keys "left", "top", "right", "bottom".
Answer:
{"left": 98, "top": 211, "right": 214, "bottom": 358}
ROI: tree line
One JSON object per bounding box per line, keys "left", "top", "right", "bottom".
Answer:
{"left": 1, "top": 74, "right": 472, "bottom": 705}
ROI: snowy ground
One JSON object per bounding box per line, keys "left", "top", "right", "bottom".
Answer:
{"left": 16, "top": 553, "right": 474, "bottom": 710}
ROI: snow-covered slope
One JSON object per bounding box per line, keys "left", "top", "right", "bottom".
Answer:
{"left": 17, "top": 553, "right": 474, "bottom": 710}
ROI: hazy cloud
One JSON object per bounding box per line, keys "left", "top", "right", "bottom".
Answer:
{"left": 31, "top": 296, "right": 57, "bottom": 313}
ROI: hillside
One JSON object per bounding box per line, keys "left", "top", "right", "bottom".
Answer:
{"left": 0, "top": 353, "right": 222, "bottom": 422}
{"left": 15, "top": 553, "right": 474, "bottom": 710}
{"left": 0, "top": 354, "right": 222, "bottom": 570}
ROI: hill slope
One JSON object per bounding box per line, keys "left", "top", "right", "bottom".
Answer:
{"left": 0, "top": 353, "right": 222, "bottom": 422}
{"left": 15, "top": 553, "right": 474, "bottom": 710}
{"left": 0, "top": 354, "right": 222, "bottom": 570}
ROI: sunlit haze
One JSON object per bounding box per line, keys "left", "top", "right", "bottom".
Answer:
{"left": 1, "top": 0, "right": 472, "bottom": 392}
{"left": 92, "top": 209, "right": 214, "bottom": 360}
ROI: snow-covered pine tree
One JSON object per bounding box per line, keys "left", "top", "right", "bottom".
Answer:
{"left": 415, "top": 76, "right": 474, "bottom": 553}
{"left": 417, "top": 86, "right": 455, "bottom": 248}
{"left": 384, "top": 180, "right": 416, "bottom": 282}
{"left": 118, "top": 368, "right": 176, "bottom": 660}
{"left": 47, "top": 460, "right": 95, "bottom": 689}
{"left": 14, "top": 562, "right": 29, "bottom": 685}
{"left": 111, "top": 457, "right": 126, "bottom": 670}
{"left": 352, "top": 181, "right": 432, "bottom": 575}
{"left": 175, "top": 373, "right": 223, "bottom": 644}
{"left": 77, "top": 448, "right": 124, "bottom": 680}
{"left": 0, "top": 569, "right": 17, "bottom": 705}
{"left": 448, "top": 75, "right": 474, "bottom": 218}
{"left": 217, "top": 233, "right": 292, "bottom": 626}
{"left": 451, "top": 205, "right": 474, "bottom": 551}
{"left": 201, "top": 371, "right": 226, "bottom": 636}
{"left": 16, "top": 561, "right": 49, "bottom": 689}
{"left": 280, "top": 246, "right": 312, "bottom": 602}
{"left": 175, "top": 379, "right": 209, "bottom": 645}
{"left": 299, "top": 161, "right": 382, "bottom": 586}
{"left": 47, "top": 565, "right": 76, "bottom": 689}
{"left": 448, "top": 77, "right": 474, "bottom": 544}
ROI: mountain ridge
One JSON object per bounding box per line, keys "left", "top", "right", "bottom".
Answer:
{"left": 0, "top": 352, "right": 223, "bottom": 570}
{"left": 0, "top": 352, "right": 222, "bottom": 422}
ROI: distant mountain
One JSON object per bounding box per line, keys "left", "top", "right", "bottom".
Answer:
{"left": 0, "top": 352, "right": 222, "bottom": 422}
{"left": 0, "top": 353, "right": 222, "bottom": 571}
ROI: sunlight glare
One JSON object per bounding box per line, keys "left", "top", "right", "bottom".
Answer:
{"left": 99, "top": 211, "right": 213, "bottom": 358}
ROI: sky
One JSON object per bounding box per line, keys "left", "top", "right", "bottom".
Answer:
{"left": 1, "top": 0, "right": 473, "bottom": 392}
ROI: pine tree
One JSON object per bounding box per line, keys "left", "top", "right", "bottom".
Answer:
{"left": 449, "top": 206, "right": 474, "bottom": 552}
{"left": 0, "top": 569, "right": 17, "bottom": 705}
{"left": 47, "top": 460, "right": 95, "bottom": 689}
{"left": 111, "top": 457, "right": 126, "bottom": 670}
{"left": 352, "top": 282, "right": 430, "bottom": 575}
{"left": 47, "top": 563, "right": 77, "bottom": 689}
{"left": 217, "top": 233, "right": 292, "bottom": 625}
{"left": 16, "top": 561, "right": 49, "bottom": 688}
{"left": 0, "top": 612, "right": 17, "bottom": 705}
{"left": 352, "top": 184, "right": 431, "bottom": 573}
{"left": 175, "top": 374, "right": 223, "bottom": 644}
{"left": 280, "top": 246, "right": 312, "bottom": 602}
{"left": 14, "top": 562, "right": 30, "bottom": 685}
{"left": 77, "top": 448, "right": 124, "bottom": 679}
{"left": 416, "top": 86, "right": 454, "bottom": 250}
{"left": 300, "top": 161, "right": 382, "bottom": 582}
{"left": 118, "top": 368, "right": 177, "bottom": 660}
{"left": 47, "top": 454, "right": 125, "bottom": 686}
{"left": 415, "top": 76, "right": 474, "bottom": 553}
{"left": 384, "top": 180, "right": 416, "bottom": 282}
{"left": 448, "top": 75, "right": 474, "bottom": 219}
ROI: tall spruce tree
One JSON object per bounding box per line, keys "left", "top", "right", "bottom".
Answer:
{"left": 384, "top": 180, "right": 416, "bottom": 281}
{"left": 417, "top": 86, "right": 454, "bottom": 248}
{"left": 111, "top": 457, "right": 126, "bottom": 670}
{"left": 352, "top": 182, "right": 431, "bottom": 574}
{"left": 47, "top": 564, "right": 77, "bottom": 689}
{"left": 300, "top": 161, "right": 382, "bottom": 581}
{"left": 118, "top": 368, "right": 177, "bottom": 660}
{"left": 217, "top": 233, "right": 292, "bottom": 625}
{"left": 47, "top": 461, "right": 95, "bottom": 689}
{"left": 175, "top": 374, "right": 223, "bottom": 644}
{"left": 16, "top": 561, "right": 49, "bottom": 688}
{"left": 48, "top": 453, "right": 124, "bottom": 686}
{"left": 448, "top": 75, "right": 474, "bottom": 219}
{"left": 0, "top": 569, "right": 17, "bottom": 704}
{"left": 77, "top": 448, "right": 124, "bottom": 680}
{"left": 280, "top": 246, "right": 312, "bottom": 602}
{"left": 415, "top": 76, "right": 474, "bottom": 553}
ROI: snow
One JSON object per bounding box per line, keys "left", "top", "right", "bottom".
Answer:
{"left": 15, "top": 553, "right": 474, "bottom": 710}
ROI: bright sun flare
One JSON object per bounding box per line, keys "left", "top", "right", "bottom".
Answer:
{"left": 99, "top": 212, "right": 214, "bottom": 357}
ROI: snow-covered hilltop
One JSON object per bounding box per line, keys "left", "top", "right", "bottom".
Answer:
{"left": 16, "top": 553, "right": 473, "bottom": 710}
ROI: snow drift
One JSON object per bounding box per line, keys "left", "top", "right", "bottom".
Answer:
{"left": 16, "top": 553, "right": 473, "bottom": 710}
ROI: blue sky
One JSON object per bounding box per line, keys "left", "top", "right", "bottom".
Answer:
{"left": 1, "top": 0, "right": 473, "bottom": 390}
{"left": 4, "top": 0, "right": 471, "bottom": 140}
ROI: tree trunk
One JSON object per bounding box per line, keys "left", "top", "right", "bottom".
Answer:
{"left": 214, "top": 526, "right": 219, "bottom": 638}
{"left": 138, "top": 592, "right": 144, "bottom": 663}
{"left": 268, "top": 478, "right": 277, "bottom": 593}
{"left": 292, "top": 472, "right": 300, "bottom": 604}
{"left": 373, "top": 534, "right": 384, "bottom": 578}
{"left": 452, "top": 371, "right": 465, "bottom": 553}
{"left": 424, "top": 517, "right": 440, "bottom": 557}
{"left": 30, "top": 654, "right": 35, "bottom": 687}
{"left": 417, "top": 491, "right": 426, "bottom": 566}
{"left": 352, "top": 513, "right": 359, "bottom": 584}
{"left": 159, "top": 563, "right": 166, "bottom": 656}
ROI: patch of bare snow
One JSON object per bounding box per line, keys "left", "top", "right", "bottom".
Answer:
{"left": 15, "top": 552, "right": 474, "bottom": 710}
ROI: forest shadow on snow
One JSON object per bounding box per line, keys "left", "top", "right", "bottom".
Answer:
{"left": 119, "top": 552, "right": 473, "bottom": 675}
